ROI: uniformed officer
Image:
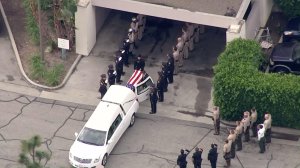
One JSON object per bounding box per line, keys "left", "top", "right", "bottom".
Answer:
{"left": 264, "top": 113, "right": 272, "bottom": 143}
{"left": 161, "top": 62, "right": 169, "bottom": 92}
{"left": 257, "top": 124, "right": 266, "bottom": 153}
{"left": 194, "top": 24, "right": 200, "bottom": 43}
{"left": 208, "top": 144, "right": 218, "bottom": 168}
{"left": 182, "top": 26, "right": 189, "bottom": 59}
{"left": 176, "top": 37, "right": 184, "bottom": 67}
{"left": 250, "top": 107, "right": 258, "bottom": 137}
{"left": 242, "top": 111, "right": 251, "bottom": 142}
{"left": 173, "top": 46, "right": 180, "bottom": 75}
{"left": 192, "top": 147, "right": 203, "bottom": 168}
{"left": 166, "top": 53, "right": 174, "bottom": 83}
{"left": 107, "top": 64, "right": 116, "bottom": 86}
{"left": 186, "top": 22, "right": 195, "bottom": 51}
{"left": 223, "top": 140, "right": 232, "bottom": 167}
{"left": 128, "top": 28, "right": 136, "bottom": 53}
{"left": 98, "top": 74, "right": 107, "bottom": 99}
{"left": 235, "top": 121, "right": 243, "bottom": 151}
{"left": 177, "top": 149, "right": 190, "bottom": 168}
{"left": 130, "top": 17, "right": 139, "bottom": 42}
{"left": 134, "top": 54, "right": 145, "bottom": 71}
{"left": 157, "top": 72, "right": 164, "bottom": 102}
{"left": 115, "top": 52, "right": 123, "bottom": 84}
{"left": 227, "top": 129, "right": 236, "bottom": 159}
{"left": 212, "top": 106, "right": 220, "bottom": 135}
{"left": 149, "top": 86, "right": 158, "bottom": 114}
{"left": 122, "top": 39, "right": 131, "bottom": 66}
{"left": 137, "top": 14, "right": 146, "bottom": 40}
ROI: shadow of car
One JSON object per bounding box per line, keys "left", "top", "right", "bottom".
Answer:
{"left": 283, "top": 17, "right": 300, "bottom": 42}
{"left": 269, "top": 42, "right": 300, "bottom": 74}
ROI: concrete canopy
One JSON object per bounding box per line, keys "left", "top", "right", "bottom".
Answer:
{"left": 91, "top": 0, "right": 250, "bottom": 28}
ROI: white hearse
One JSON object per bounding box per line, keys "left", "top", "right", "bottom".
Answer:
{"left": 69, "top": 85, "right": 139, "bottom": 167}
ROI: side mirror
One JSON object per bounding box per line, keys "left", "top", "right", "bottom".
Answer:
{"left": 107, "top": 139, "right": 113, "bottom": 144}
{"left": 74, "top": 132, "right": 78, "bottom": 138}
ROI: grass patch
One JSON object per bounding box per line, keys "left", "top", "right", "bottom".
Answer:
{"left": 30, "top": 53, "right": 64, "bottom": 86}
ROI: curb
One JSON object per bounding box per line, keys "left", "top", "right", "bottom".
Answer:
{"left": 0, "top": 1, "right": 82, "bottom": 90}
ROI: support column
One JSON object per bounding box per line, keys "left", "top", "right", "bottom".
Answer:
{"left": 75, "top": 0, "right": 96, "bottom": 56}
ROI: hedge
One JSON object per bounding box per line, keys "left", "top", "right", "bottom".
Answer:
{"left": 213, "top": 38, "right": 300, "bottom": 129}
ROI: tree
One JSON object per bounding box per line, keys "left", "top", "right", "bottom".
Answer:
{"left": 274, "top": 0, "right": 300, "bottom": 18}
{"left": 18, "top": 135, "right": 50, "bottom": 168}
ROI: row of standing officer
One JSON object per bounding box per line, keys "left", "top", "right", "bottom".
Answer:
{"left": 173, "top": 23, "right": 204, "bottom": 74}
{"left": 98, "top": 14, "right": 146, "bottom": 99}
{"left": 177, "top": 144, "right": 218, "bottom": 168}
{"left": 222, "top": 108, "right": 272, "bottom": 167}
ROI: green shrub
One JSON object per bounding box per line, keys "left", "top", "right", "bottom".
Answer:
{"left": 30, "top": 54, "right": 46, "bottom": 79}
{"left": 30, "top": 53, "right": 64, "bottom": 86}
{"left": 23, "top": 0, "right": 40, "bottom": 44}
{"left": 213, "top": 38, "right": 300, "bottom": 129}
{"left": 45, "top": 64, "right": 64, "bottom": 86}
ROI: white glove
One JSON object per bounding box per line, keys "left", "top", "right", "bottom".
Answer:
{"left": 113, "top": 71, "right": 117, "bottom": 75}
{"left": 105, "top": 79, "right": 108, "bottom": 84}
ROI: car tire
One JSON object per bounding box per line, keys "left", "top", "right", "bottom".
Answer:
{"left": 275, "top": 67, "right": 289, "bottom": 74}
{"left": 102, "top": 153, "right": 108, "bottom": 166}
{"left": 129, "top": 113, "right": 135, "bottom": 127}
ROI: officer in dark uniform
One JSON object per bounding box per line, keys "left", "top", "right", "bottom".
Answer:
{"left": 166, "top": 53, "right": 174, "bottom": 84}
{"left": 149, "top": 85, "right": 158, "bottom": 114}
{"left": 192, "top": 147, "right": 203, "bottom": 168}
{"left": 207, "top": 144, "right": 218, "bottom": 168}
{"left": 161, "top": 62, "right": 169, "bottom": 92}
{"left": 107, "top": 64, "right": 116, "bottom": 86}
{"left": 134, "top": 54, "right": 145, "bottom": 71}
{"left": 177, "top": 149, "right": 190, "bottom": 168}
{"left": 115, "top": 52, "right": 123, "bottom": 84}
{"left": 157, "top": 72, "right": 164, "bottom": 102}
{"left": 98, "top": 74, "right": 107, "bottom": 99}
{"left": 122, "top": 39, "right": 130, "bottom": 66}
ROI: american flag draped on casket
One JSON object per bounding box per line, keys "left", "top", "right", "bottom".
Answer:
{"left": 126, "top": 70, "right": 145, "bottom": 89}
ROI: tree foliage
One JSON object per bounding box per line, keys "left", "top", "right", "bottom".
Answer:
{"left": 18, "top": 135, "right": 50, "bottom": 168}
{"left": 274, "top": 0, "right": 300, "bottom": 18}
{"left": 213, "top": 38, "right": 300, "bottom": 129}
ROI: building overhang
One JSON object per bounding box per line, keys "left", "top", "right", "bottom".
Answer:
{"left": 91, "top": 0, "right": 251, "bottom": 29}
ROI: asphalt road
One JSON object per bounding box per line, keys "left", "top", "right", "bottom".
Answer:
{"left": 1, "top": 90, "right": 300, "bottom": 168}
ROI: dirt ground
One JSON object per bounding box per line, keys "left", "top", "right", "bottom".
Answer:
{"left": 1, "top": 0, "right": 77, "bottom": 85}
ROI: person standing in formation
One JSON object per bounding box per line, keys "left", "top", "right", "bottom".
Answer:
{"left": 257, "top": 124, "right": 266, "bottom": 153}
{"left": 194, "top": 24, "right": 200, "bottom": 43}
{"left": 98, "top": 74, "right": 107, "bottom": 99}
{"left": 227, "top": 129, "right": 236, "bottom": 159}
{"left": 242, "top": 111, "right": 250, "bottom": 142}
{"left": 208, "top": 144, "right": 218, "bottom": 168}
{"left": 181, "top": 26, "right": 189, "bottom": 59}
{"left": 122, "top": 39, "right": 130, "bottom": 66}
{"left": 166, "top": 53, "right": 174, "bottom": 84}
{"left": 137, "top": 14, "right": 145, "bottom": 40}
{"left": 149, "top": 85, "right": 158, "bottom": 114}
{"left": 107, "top": 64, "right": 116, "bottom": 86}
{"left": 192, "top": 147, "right": 203, "bottom": 168}
{"left": 176, "top": 37, "right": 184, "bottom": 67}
{"left": 134, "top": 55, "right": 145, "bottom": 71}
{"left": 115, "top": 52, "right": 123, "bottom": 84}
{"left": 161, "top": 62, "right": 169, "bottom": 92}
{"left": 172, "top": 46, "right": 180, "bottom": 75}
{"left": 212, "top": 106, "right": 220, "bottom": 135}
{"left": 264, "top": 113, "right": 272, "bottom": 143}
{"left": 250, "top": 107, "right": 258, "bottom": 137}
{"left": 235, "top": 121, "right": 243, "bottom": 151}
{"left": 186, "top": 22, "right": 195, "bottom": 51}
{"left": 128, "top": 28, "right": 136, "bottom": 54}
{"left": 157, "top": 72, "right": 164, "bottom": 102}
{"left": 130, "top": 17, "right": 139, "bottom": 44}
{"left": 223, "top": 140, "right": 232, "bottom": 167}
{"left": 177, "top": 149, "right": 190, "bottom": 168}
